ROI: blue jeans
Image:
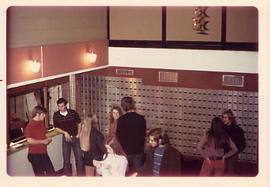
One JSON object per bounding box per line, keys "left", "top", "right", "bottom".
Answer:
{"left": 127, "top": 152, "right": 144, "bottom": 173}
{"left": 28, "top": 153, "right": 55, "bottom": 176}
{"left": 62, "top": 135, "right": 84, "bottom": 176}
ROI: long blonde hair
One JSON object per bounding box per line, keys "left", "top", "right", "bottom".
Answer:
{"left": 80, "top": 113, "right": 100, "bottom": 151}
{"left": 87, "top": 113, "right": 100, "bottom": 130}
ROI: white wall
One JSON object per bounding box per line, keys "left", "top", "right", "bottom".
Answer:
{"left": 109, "top": 47, "right": 258, "bottom": 74}
{"left": 7, "top": 134, "right": 63, "bottom": 176}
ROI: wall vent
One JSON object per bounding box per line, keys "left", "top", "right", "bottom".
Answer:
{"left": 159, "top": 71, "right": 178, "bottom": 83}
{"left": 222, "top": 75, "right": 244, "bottom": 87}
{"left": 115, "top": 69, "right": 134, "bottom": 76}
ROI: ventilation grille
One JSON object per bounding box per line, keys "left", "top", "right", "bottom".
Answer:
{"left": 159, "top": 71, "right": 178, "bottom": 83}
{"left": 222, "top": 75, "right": 244, "bottom": 87}
{"left": 115, "top": 69, "right": 134, "bottom": 76}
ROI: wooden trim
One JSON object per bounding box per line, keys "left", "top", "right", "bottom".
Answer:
{"left": 107, "top": 6, "right": 110, "bottom": 40}
{"left": 167, "top": 41, "right": 258, "bottom": 51}
{"left": 75, "top": 75, "right": 81, "bottom": 117}
{"left": 109, "top": 40, "right": 258, "bottom": 51}
{"left": 43, "top": 87, "right": 49, "bottom": 129}
{"left": 221, "top": 7, "right": 227, "bottom": 42}
{"left": 7, "top": 95, "right": 10, "bottom": 148}
{"left": 109, "top": 40, "right": 162, "bottom": 48}
{"left": 162, "top": 6, "right": 166, "bottom": 48}
{"left": 7, "top": 76, "right": 69, "bottom": 97}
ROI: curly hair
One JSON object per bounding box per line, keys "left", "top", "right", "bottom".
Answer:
{"left": 109, "top": 105, "right": 123, "bottom": 123}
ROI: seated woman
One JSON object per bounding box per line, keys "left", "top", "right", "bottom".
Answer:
{"left": 93, "top": 136, "right": 128, "bottom": 176}
{"left": 80, "top": 113, "right": 106, "bottom": 176}
{"left": 197, "top": 117, "right": 238, "bottom": 176}
{"left": 139, "top": 128, "right": 181, "bottom": 176}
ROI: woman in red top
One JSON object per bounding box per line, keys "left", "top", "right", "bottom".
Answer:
{"left": 197, "top": 117, "right": 238, "bottom": 176}
{"left": 108, "top": 105, "right": 122, "bottom": 137}
{"left": 25, "top": 106, "right": 55, "bottom": 176}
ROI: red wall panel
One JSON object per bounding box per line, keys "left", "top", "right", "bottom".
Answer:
{"left": 7, "top": 46, "right": 41, "bottom": 85}
{"left": 7, "top": 40, "right": 108, "bottom": 85}
{"left": 43, "top": 40, "right": 108, "bottom": 77}
{"left": 82, "top": 66, "right": 258, "bottom": 92}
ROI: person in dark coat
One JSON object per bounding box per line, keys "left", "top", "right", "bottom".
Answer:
{"left": 222, "top": 109, "right": 246, "bottom": 176}
{"left": 80, "top": 113, "right": 106, "bottom": 176}
{"left": 116, "top": 97, "right": 146, "bottom": 173}
{"left": 139, "top": 128, "right": 181, "bottom": 176}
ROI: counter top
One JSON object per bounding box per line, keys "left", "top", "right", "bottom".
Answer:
{"left": 7, "top": 129, "right": 60, "bottom": 156}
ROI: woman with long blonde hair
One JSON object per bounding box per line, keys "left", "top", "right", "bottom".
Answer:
{"left": 80, "top": 113, "right": 106, "bottom": 176}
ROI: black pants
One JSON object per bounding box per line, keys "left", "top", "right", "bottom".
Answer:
{"left": 225, "top": 153, "right": 238, "bottom": 176}
{"left": 28, "top": 153, "right": 55, "bottom": 176}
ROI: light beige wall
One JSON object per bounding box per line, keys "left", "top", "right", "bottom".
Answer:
{"left": 226, "top": 7, "right": 258, "bottom": 42}
{"left": 110, "top": 7, "right": 162, "bottom": 40}
{"left": 7, "top": 6, "right": 258, "bottom": 47}
{"left": 166, "top": 6, "right": 222, "bottom": 41}
{"left": 7, "top": 6, "right": 107, "bottom": 48}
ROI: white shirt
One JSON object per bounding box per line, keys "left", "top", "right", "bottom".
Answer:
{"left": 60, "top": 110, "right": 68, "bottom": 116}
{"left": 96, "top": 153, "right": 128, "bottom": 176}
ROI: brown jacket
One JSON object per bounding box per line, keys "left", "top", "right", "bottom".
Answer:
{"left": 108, "top": 121, "right": 117, "bottom": 137}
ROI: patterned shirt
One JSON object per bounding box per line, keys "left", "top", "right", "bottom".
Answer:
{"left": 153, "top": 146, "right": 165, "bottom": 176}
{"left": 53, "top": 109, "right": 81, "bottom": 136}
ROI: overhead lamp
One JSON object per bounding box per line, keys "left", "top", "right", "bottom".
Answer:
{"left": 28, "top": 59, "right": 41, "bottom": 73}
{"left": 86, "top": 51, "right": 97, "bottom": 63}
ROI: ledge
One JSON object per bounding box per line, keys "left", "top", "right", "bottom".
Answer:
{"left": 7, "top": 129, "right": 60, "bottom": 156}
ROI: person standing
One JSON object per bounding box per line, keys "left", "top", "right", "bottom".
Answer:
{"left": 80, "top": 113, "right": 106, "bottom": 176}
{"left": 197, "top": 117, "right": 238, "bottom": 176}
{"left": 140, "top": 128, "right": 181, "bottom": 176}
{"left": 53, "top": 98, "right": 84, "bottom": 176}
{"left": 93, "top": 136, "right": 128, "bottom": 176}
{"left": 25, "top": 106, "right": 55, "bottom": 176}
{"left": 108, "top": 105, "right": 122, "bottom": 138}
{"left": 222, "top": 109, "right": 246, "bottom": 176}
{"left": 116, "top": 96, "right": 146, "bottom": 173}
